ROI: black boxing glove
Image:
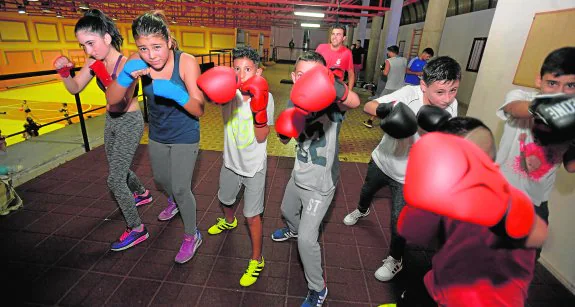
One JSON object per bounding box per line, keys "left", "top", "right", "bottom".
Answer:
{"left": 377, "top": 101, "right": 418, "bottom": 139}
{"left": 417, "top": 105, "right": 452, "bottom": 132}
{"left": 529, "top": 94, "right": 575, "bottom": 145}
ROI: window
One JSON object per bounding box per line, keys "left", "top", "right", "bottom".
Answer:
{"left": 466, "top": 37, "right": 487, "bottom": 72}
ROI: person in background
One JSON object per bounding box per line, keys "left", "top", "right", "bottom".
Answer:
{"left": 352, "top": 40, "right": 366, "bottom": 86}
{"left": 404, "top": 48, "right": 434, "bottom": 86}
{"left": 363, "top": 45, "right": 407, "bottom": 128}
{"left": 315, "top": 24, "right": 355, "bottom": 88}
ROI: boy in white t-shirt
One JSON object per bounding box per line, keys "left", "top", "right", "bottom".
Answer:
{"left": 343, "top": 56, "right": 461, "bottom": 283}
{"left": 495, "top": 47, "right": 575, "bottom": 259}
{"left": 206, "top": 47, "right": 274, "bottom": 287}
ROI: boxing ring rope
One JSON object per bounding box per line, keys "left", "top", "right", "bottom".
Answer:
{"left": 0, "top": 68, "right": 97, "bottom": 151}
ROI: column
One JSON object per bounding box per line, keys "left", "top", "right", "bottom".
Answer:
{"left": 373, "top": 10, "right": 392, "bottom": 84}
{"left": 419, "top": 0, "right": 449, "bottom": 54}
{"left": 364, "top": 15, "right": 383, "bottom": 83}
{"left": 346, "top": 25, "right": 355, "bottom": 47}
{"left": 357, "top": 0, "right": 370, "bottom": 43}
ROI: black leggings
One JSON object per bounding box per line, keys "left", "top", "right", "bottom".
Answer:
{"left": 534, "top": 201, "right": 549, "bottom": 260}
{"left": 358, "top": 159, "right": 406, "bottom": 260}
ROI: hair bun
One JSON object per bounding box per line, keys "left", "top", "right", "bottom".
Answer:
{"left": 84, "top": 9, "right": 103, "bottom": 18}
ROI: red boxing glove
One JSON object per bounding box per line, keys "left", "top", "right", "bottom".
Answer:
{"left": 89, "top": 60, "right": 112, "bottom": 87}
{"left": 290, "top": 65, "right": 348, "bottom": 113}
{"left": 404, "top": 133, "right": 535, "bottom": 239}
{"left": 53, "top": 56, "right": 73, "bottom": 78}
{"left": 275, "top": 107, "right": 307, "bottom": 138}
{"left": 197, "top": 66, "right": 240, "bottom": 104}
{"left": 240, "top": 75, "right": 269, "bottom": 128}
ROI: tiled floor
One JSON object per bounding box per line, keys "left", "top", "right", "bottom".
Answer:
{"left": 3, "top": 146, "right": 575, "bottom": 306}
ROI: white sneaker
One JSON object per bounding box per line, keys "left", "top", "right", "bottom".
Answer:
{"left": 343, "top": 208, "right": 370, "bottom": 226}
{"left": 374, "top": 256, "right": 402, "bottom": 282}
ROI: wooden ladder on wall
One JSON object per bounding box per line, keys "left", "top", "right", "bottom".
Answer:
{"left": 408, "top": 28, "right": 423, "bottom": 59}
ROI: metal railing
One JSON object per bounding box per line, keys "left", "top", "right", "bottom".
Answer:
{"left": 0, "top": 68, "right": 98, "bottom": 151}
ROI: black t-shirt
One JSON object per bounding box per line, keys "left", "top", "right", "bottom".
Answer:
{"left": 352, "top": 47, "right": 365, "bottom": 64}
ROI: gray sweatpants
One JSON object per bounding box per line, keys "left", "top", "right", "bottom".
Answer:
{"left": 281, "top": 177, "right": 335, "bottom": 292}
{"left": 148, "top": 139, "right": 199, "bottom": 235}
{"left": 104, "top": 111, "right": 146, "bottom": 228}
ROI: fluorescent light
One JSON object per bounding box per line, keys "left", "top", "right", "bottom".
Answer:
{"left": 18, "top": 5, "right": 26, "bottom": 14}
{"left": 301, "top": 23, "right": 320, "bottom": 28}
{"left": 79, "top": 2, "right": 90, "bottom": 10}
{"left": 294, "top": 11, "right": 325, "bottom": 18}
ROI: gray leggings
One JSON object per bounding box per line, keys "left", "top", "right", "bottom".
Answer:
{"left": 104, "top": 111, "right": 146, "bottom": 228}
{"left": 148, "top": 139, "right": 199, "bottom": 234}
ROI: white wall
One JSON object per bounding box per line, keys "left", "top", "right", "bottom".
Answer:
{"left": 271, "top": 26, "right": 328, "bottom": 61}
{"left": 467, "top": 0, "right": 575, "bottom": 293}
{"left": 438, "top": 9, "right": 495, "bottom": 106}
{"left": 394, "top": 9, "right": 495, "bottom": 106}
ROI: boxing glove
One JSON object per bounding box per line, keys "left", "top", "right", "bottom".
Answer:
{"left": 404, "top": 132, "right": 535, "bottom": 240}
{"left": 89, "top": 60, "right": 112, "bottom": 87}
{"left": 240, "top": 75, "right": 269, "bottom": 128}
{"left": 197, "top": 66, "right": 240, "bottom": 104}
{"left": 530, "top": 94, "right": 575, "bottom": 145}
{"left": 152, "top": 79, "right": 189, "bottom": 106}
{"left": 376, "top": 101, "right": 418, "bottom": 139}
{"left": 290, "top": 65, "right": 348, "bottom": 113}
{"left": 117, "top": 59, "right": 149, "bottom": 87}
{"left": 417, "top": 105, "right": 452, "bottom": 132}
{"left": 275, "top": 107, "right": 308, "bottom": 138}
{"left": 53, "top": 56, "right": 74, "bottom": 78}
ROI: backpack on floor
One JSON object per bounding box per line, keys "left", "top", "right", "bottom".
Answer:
{"left": 0, "top": 175, "right": 23, "bottom": 215}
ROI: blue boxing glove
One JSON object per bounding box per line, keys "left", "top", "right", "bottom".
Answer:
{"left": 152, "top": 79, "right": 190, "bottom": 106}
{"left": 117, "top": 59, "right": 148, "bottom": 87}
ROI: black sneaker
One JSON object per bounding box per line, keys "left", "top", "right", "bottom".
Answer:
{"left": 363, "top": 120, "right": 373, "bottom": 128}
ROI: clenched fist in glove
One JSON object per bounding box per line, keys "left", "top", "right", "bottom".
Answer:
{"left": 404, "top": 132, "right": 535, "bottom": 240}
{"left": 240, "top": 75, "right": 269, "bottom": 128}
{"left": 290, "top": 65, "right": 348, "bottom": 113}
{"left": 417, "top": 105, "right": 452, "bottom": 132}
{"left": 529, "top": 94, "right": 575, "bottom": 145}
{"left": 197, "top": 66, "right": 240, "bottom": 104}
{"left": 376, "top": 101, "right": 418, "bottom": 139}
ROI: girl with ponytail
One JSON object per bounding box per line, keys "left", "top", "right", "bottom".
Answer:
{"left": 53, "top": 9, "right": 153, "bottom": 252}
{"left": 106, "top": 10, "right": 206, "bottom": 264}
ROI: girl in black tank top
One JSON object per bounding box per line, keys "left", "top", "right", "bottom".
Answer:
{"left": 54, "top": 9, "right": 152, "bottom": 252}
{"left": 104, "top": 10, "right": 206, "bottom": 264}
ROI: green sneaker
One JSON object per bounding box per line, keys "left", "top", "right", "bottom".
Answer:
{"left": 207, "top": 217, "right": 238, "bottom": 235}
{"left": 240, "top": 257, "right": 265, "bottom": 287}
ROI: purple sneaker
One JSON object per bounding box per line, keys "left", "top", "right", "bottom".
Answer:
{"left": 175, "top": 230, "right": 203, "bottom": 264}
{"left": 158, "top": 197, "right": 179, "bottom": 221}
{"left": 134, "top": 189, "right": 153, "bottom": 207}
{"left": 110, "top": 226, "right": 149, "bottom": 251}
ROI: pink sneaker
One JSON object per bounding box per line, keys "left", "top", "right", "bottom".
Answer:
{"left": 175, "top": 230, "right": 203, "bottom": 264}
{"left": 158, "top": 197, "right": 179, "bottom": 221}
{"left": 134, "top": 189, "right": 153, "bottom": 207}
